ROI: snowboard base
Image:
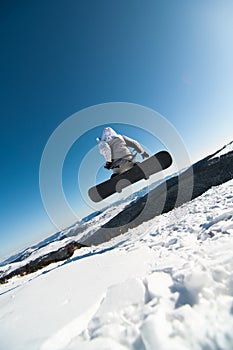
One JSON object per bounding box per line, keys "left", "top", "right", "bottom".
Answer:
{"left": 88, "top": 151, "right": 172, "bottom": 202}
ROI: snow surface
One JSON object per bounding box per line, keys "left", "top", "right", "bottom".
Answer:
{"left": 211, "top": 141, "right": 233, "bottom": 158}
{"left": 0, "top": 180, "right": 233, "bottom": 350}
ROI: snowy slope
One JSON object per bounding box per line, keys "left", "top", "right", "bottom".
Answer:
{"left": 0, "top": 179, "right": 233, "bottom": 350}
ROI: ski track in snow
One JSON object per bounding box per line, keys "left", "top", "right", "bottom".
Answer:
{"left": 0, "top": 180, "right": 233, "bottom": 350}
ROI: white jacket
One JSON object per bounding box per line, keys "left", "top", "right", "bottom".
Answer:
{"left": 98, "top": 127, "right": 145, "bottom": 162}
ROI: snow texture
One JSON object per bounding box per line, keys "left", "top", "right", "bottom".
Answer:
{"left": 0, "top": 180, "right": 233, "bottom": 350}
{"left": 211, "top": 140, "right": 233, "bottom": 158}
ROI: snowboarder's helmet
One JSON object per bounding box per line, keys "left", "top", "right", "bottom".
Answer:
{"left": 101, "top": 127, "right": 118, "bottom": 142}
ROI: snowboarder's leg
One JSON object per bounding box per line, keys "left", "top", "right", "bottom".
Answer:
{"left": 112, "top": 158, "right": 135, "bottom": 176}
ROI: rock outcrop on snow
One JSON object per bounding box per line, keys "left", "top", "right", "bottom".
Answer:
{"left": 0, "top": 241, "right": 86, "bottom": 284}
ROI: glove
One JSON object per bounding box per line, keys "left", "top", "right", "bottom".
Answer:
{"left": 104, "top": 161, "right": 112, "bottom": 170}
{"left": 141, "top": 151, "right": 149, "bottom": 159}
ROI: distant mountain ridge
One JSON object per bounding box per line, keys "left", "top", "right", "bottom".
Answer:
{"left": 0, "top": 184, "right": 152, "bottom": 268}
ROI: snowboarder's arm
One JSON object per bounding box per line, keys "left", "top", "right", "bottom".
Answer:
{"left": 123, "top": 135, "right": 145, "bottom": 154}
{"left": 123, "top": 136, "right": 149, "bottom": 159}
{"left": 98, "top": 140, "right": 112, "bottom": 162}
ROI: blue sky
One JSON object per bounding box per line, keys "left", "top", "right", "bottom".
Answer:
{"left": 1, "top": 0, "right": 233, "bottom": 259}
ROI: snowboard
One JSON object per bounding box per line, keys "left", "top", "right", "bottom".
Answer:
{"left": 88, "top": 150, "right": 172, "bottom": 202}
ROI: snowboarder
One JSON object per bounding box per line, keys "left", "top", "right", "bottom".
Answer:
{"left": 97, "top": 127, "right": 149, "bottom": 177}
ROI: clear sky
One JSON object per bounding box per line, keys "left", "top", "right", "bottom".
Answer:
{"left": 1, "top": 0, "right": 233, "bottom": 259}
